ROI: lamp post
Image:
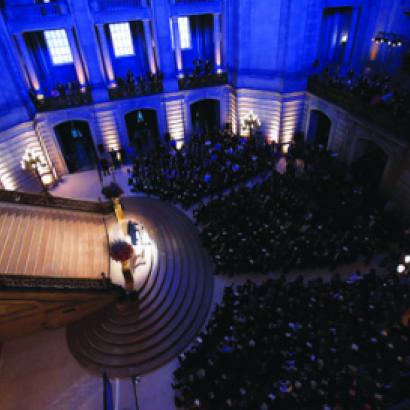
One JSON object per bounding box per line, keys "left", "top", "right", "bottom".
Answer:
{"left": 242, "top": 111, "right": 261, "bottom": 138}
{"left": 20, "top": 149, "right": 50, "bottom": 195}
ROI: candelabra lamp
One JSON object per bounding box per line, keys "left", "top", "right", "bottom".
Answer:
{"left": 242, "top": 111, "right": 261, "bottom": 137}
{"left": 20, "top": 149, "right": 51, "bottom": 195}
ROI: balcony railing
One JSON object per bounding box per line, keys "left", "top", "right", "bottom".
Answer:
{"left": 108, "top": 79, "right": 163, "bottom": 101}
{"left": 89, "top": 0, "right": 148, "bottom": 11}
{"left": 0, "top": 274, "right": 117, "bottom": 291}
{"left": 0, "top": 189, "right": 113, "bottom": 215}
{"left": 4, "top": 2, "right": 69, "bottom": 20}
{"left": 178, "top": 72, "right": 227, "bottom": 90}
{"left": 174, "top": 0, "right": 216, "bottom": 3}
{"left": 32, "top": 87, "right": 92, "bottom": 112}
{"left": 307, "top": 77, "right": 410, "bottom": 138}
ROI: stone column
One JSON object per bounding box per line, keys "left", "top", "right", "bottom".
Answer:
{"left": 143, "top": 19, "right": 157, "bottom": 75}
{"left": 96, "top": 23, "right": 115, "bottom": 83}
{"left": 171, "top": 16, "right": 183, "bottom": 75}
{"left": 66, "top": 0, "right": 109, "bottom": 102}
{"left": 15, "top": 33, "right": 41, "bottom": 93}
{"left": 342, "top": 7, "right": 360, "bottom": 68}
{"left": 213, "top": 13, "right": 222, "bottom": 72}
{"left": 328, "top": 12, "right": 341, "bottom": 63}
{"left": 66, "top": 28, "right": 86, "bottom": 86}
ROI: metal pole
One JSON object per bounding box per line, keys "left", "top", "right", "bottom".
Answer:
{"left": 131, "top": 376, "right": 141, "bottom": 410}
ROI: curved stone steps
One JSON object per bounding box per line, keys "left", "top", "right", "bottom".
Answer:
{"left": 88, "top": 211, "right": 188, "bottom": 339}
{"left": 66, "top": 197, "right": 214, "bottom": 377}
{"left": 83, "top": 209, "right": 205, "bottom": 347}
{"left": 78, "top": 205, "right": 201, "bottom": 347}
{"left": 101, "top": 201, "right": 200, "bottom": 331}
{"left": 102, "top": 206, "right": 179, "bottom": 326}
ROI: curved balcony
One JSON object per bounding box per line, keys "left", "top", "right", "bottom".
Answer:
{"left": 32, "top": 87, "right": 92, "bottom": 112}
{"left": 4, "top": 1, "right": 69, "bottom": 20}
{"left": 89, "top": 0, "right": 149, "bottom": 12}
{"left": 108, "top": 78, "right": 163, "bottom": 101}
{"left": 307, "top": 77, "right": 410, "bottom": 139}
{"left": 178, "top": 72, "right": 227, "bottom": 90}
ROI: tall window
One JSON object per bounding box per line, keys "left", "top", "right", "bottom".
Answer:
{"left": 44, "top": 29, "right": 73, "bottom": 65}
{"left": 109, "top": 23, "right": 134, "bottom": 57}
{"left": 178, "top": 17, "right": 191, "bottom": 50}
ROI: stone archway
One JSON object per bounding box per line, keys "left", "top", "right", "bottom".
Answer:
{"left": 307, "top": 110, "right": 332, "bottom": 147}
{"left": 351, "top": 139, "right": 388, "bottom": 190}
{"left": 54, "top": 120, "right": 97, "bottom": 173}
{"left": 125, "top": 109, "right": 160, "bottom": 157}
{"left": 190, "top": 99, "right": 221, "bottom": 136}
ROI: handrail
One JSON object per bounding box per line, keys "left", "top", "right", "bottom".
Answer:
{"left": 0, "top": 274, "right": 119, "bottom": 292}
{"left": 0, "top": 189, "right": 113, "bottom": 215}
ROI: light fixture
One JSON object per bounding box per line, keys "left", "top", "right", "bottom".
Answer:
{"left": 242, "top": 111, "right": 261, "bottom": 137}
{"left": 396, "top": 253, "right": 410, "bottom": 275}
{"left": 341, "top": 33, "right": 348, "bottom": 45}
{"left": 21, "top": 148, "right": 53, "bottom": 193}
{"left": 372, "top": 32, "right": 404, "bottom": 48}
{"left": 397, "top": 264, "right": 406, "bottom": 274}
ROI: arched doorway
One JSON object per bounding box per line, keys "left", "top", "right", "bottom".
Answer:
{"left": 307, "top": 110, "right": 332, "bottom": 147}
{"left": 125, "top": 109, "right": 160, "bottom": 156}
{"left": 351, "top": 140, "right": 388, "bottom": 190}
{"left": 190, "top": 99, "right": 220, "bottom": 136}
{"left": 54, "top": 121, "right": 97, "bottom": 173}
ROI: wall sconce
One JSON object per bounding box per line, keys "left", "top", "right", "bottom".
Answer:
{"left": 340, "top": 33, "right": 348, "bottom": 45}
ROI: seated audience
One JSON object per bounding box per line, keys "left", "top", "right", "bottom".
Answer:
{"left": 194, "top": 145, "right": 397, "bottom": 273}
{"left": 128, "top": 132, "right": 277, "bottom": 208}
{"left": 173, "top": 271, "right": 410, "bottom": 409}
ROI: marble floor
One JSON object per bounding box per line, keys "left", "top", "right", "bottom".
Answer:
{"left": 0, "top": 164, "right": 380, "bottom": 410}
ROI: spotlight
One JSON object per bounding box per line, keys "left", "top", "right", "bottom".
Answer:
{"left": 396, "top": 253, "right": 410, "bottom": 275}
{"left": 397, "top": 264, "right": 405, "bottom": 274}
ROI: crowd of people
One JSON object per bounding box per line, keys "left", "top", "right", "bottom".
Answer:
{"left": 174, "top": 271, "right": 410, "bottom": 409}
{"left": 128, "top": 132, "right": 277, "bottom": 208}
{"left": 313, "top": 70, "right": 410, "bottom": 121}
{"left": 194, "top": 145, "right": 396, "bottom": 273}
